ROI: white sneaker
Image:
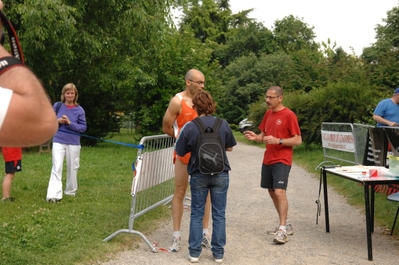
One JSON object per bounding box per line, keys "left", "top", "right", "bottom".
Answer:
{"left": 273, "top": 230, "right": 288, "bottom": 244}
{"left": 189, "top": 255, "right": 199, "bottom": 263}
{"left": 169, "top": 237, "right": 181, "bottom": 252}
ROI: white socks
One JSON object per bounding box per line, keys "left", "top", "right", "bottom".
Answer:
{"left": 278, "top": 225, "right": 287, "bottom": 232}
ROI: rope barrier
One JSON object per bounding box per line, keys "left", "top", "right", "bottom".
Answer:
{"left": 58, "top": 129, "right": 144, "bottom": 150}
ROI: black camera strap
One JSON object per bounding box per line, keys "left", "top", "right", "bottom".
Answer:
{"left": 0, "top": 11, "right": 24, "bottom": 62}
{"left": 0, "top": 11, "right": 25, "bottom": 74}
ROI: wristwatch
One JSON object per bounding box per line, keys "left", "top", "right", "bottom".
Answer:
{"left": 279, "top": 138, "right": 283, "bottom": 145}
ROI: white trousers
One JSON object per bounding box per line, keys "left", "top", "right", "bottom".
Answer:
{"left": 46, "top": 142, "right": 81, "bottom": 200}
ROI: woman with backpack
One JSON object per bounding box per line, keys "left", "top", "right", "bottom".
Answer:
{"left": 175, "top": 90, "right": 236, "bottom": 263}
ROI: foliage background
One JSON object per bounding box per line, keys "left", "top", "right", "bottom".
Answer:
{"left": 3, "top": 0, "right": 399, "bottom": 144}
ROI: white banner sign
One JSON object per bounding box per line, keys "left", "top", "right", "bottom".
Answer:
{"left": 321, "top": 130, "right": 355, "bottom": 152}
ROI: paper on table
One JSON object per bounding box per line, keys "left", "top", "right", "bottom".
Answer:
{"left": 334, "top": 165, "right": 376, "bottom": 173}
{"left": 332, "top": 166, "right": 399, "bottom": 178}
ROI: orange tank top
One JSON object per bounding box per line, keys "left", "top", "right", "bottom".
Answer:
{"left": 173, "top": 93, "right": 197, "bottom": 137}
{"left": 173, "top": 93, "right": 197, "bottom": 164}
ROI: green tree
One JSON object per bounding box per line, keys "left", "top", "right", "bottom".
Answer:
{"left": 218, "top": 52, "right": 295, "bottom": 124}
{"left": 179, "top": 0, "right": 239, "bottom": 44}
{"left": 273, "top": 15, "right": 319, "bottom": 54}
{"left": 178, "top": 0, "right": 255, "bottom": 64}
{"left": 128, "top": 28, "right": 216, "bottom": 137}
{"left": 288, "top": 48, "right": 325, "bottom": 92}
{"left": 270, "top": 15, "right": 326, "bottom": 92}
{"left": 5, "top": 0, "right": 188, "bottom": 144}
{"left": 214, "top": 21, "right": 277, "bottom": 67}
{"left": 362, "top": 6, "right": 399, "bottom": 93}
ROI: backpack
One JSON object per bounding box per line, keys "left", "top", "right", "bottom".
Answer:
{"left": 192, "top": 117, "right": 225, "bottom": 175}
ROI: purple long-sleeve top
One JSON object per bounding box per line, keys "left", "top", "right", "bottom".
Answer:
{"left": 52, "top": 103, "right": 87, "bottom": 145}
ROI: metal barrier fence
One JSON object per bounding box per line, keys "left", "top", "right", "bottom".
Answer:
{"left": 353, "top": 123, "right": 372, "bottom": 165}
{"left": 103, "top": 134, "right": 175, "bottom": 252}
{"left": 321, "top": 122, "right": 356, "bottom": 164}
{"left": 320, "top": 122, "right": 371, "bottom": 165}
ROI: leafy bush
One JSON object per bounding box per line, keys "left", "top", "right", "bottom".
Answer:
{"left": 229, "top": 123, "right": 238, "bottom": 131}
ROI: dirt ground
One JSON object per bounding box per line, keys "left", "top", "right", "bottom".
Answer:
{"left": 101, "top": 142, "right": 399, "bottom": 265}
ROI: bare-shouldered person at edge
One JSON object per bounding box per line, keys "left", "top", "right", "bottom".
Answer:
{"left": 0, "top": 0, "right": 57, "bottom": 147}
{"left": 162, "top": 69, "right": 212, "bottom": 252}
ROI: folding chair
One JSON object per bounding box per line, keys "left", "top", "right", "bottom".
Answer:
{"left": 387, "top": 192, "right": 399, "bottom": 236}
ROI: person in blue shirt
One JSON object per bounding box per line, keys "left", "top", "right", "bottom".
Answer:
{"left": 175, "top": 91, "right": 236, "bottom": 263}
{"left": 373, "top": 88, "right": 399, "bottom": 127}
{"left": 46, "top": 83, "right": 87, "bottom": 202}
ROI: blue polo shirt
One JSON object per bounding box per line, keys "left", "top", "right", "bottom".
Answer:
{"left": 374, "top": 98, "right": 399, "bottom": 127}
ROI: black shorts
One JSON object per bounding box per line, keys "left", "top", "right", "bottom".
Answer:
{"left": 5, "top": 160, "right": 22, "bottom": 173}
{"left": 261, "top": 162, "right": 291, "bottom": 190}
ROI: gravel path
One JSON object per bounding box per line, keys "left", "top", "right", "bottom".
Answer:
{"left": 101, "top": 142, "right": 399, "bottom": 265}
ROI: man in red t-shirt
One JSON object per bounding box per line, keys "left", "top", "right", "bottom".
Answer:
{"left": 244, "top": 86, "right": 302, "bottom": 244}
{"left": 1, "top": 147, "right": 22, "bottom": 202}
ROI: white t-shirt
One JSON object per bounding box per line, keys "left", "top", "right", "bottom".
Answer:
{"left": 0, "top": 87, "right": 12, "bottom": 130}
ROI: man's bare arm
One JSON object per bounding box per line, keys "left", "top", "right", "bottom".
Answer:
{"left": 280, "top": 134, "right": 302, "bottom": 146}
{"left": 244, "top": 131, "right": 264, "bottom": 143}
{"left": 373, "top": 114, "right": 398, "bottom": 127}
{"left": 0, "top": 44, "right": 57, "bottom": 146}
{"left": 162, "top": 96, "right": 181, "bottom": 138}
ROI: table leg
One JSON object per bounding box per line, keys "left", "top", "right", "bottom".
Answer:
{"left": 322, "top": 168, "right": 330, "bottom": 233}
{"left": 371, "top": 185, "right": 375, "bottom": 233}
{"left": 364, "top": 184, "right": 373, "bottom": 261}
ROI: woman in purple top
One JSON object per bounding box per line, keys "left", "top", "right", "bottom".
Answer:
{"left": 46, "top": 83, "right": 87, "bottom": 202}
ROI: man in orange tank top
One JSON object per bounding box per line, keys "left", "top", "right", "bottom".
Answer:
{"left": 162, "top": 69, "right": 212, "bottom": 252}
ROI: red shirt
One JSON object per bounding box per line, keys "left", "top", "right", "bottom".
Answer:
{"left": 2, "top": 147, "right": 22, "bottom": 162}
{"left": 258, "top": 108, "right": 301, "bottom": 166}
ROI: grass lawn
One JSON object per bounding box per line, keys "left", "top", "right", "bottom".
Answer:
{"left": 0, "top": 129, "right": 170, "bottom": 265}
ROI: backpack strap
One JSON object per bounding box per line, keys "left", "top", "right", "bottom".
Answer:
{"left": 192, "top": 117, "right": 223, "bottom": 134}
{"left": 55, "top": 101, "right": 62, "bottom": 115}
{"left": 192, "top": 117, "right": 206, "bottom": 134}
{"left": 212, "top": 118, "right": 222, "bottom": 134}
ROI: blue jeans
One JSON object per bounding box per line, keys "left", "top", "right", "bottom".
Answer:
{"left": 188, "top": 171, "right": 229, "bottom": 259}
